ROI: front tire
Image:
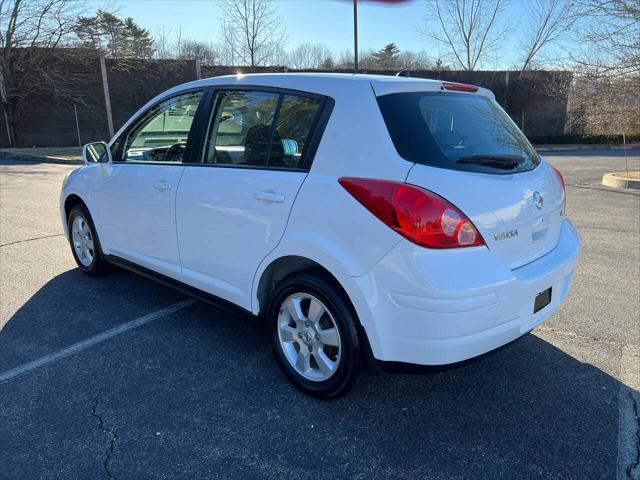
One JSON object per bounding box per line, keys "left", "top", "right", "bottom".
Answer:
{"left": 269, "top": 272, "right": 362, "bottom": 399}
{"left": 67, "top": 204, "right": 108, "bottom": 276}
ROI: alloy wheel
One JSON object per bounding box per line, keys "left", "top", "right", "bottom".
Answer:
{"left": 277, "top": 293, "right": 342, "bottom": 382}
{"left": 71, "top": 215, "right": 95, "bottom": 267}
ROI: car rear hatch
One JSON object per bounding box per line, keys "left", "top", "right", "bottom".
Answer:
{"left": 373, "top": 80, "right": 565, "bottom": 269}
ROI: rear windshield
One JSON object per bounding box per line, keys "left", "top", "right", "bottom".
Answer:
{"left": 377, "top": 92, "right": 540, "bottom": 174}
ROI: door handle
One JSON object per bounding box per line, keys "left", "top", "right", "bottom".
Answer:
{"left": 153, "top": 181, "right": 172, "bottom": 191}
{"left": 255, "top": 191, "right": 285, "bottom": 203}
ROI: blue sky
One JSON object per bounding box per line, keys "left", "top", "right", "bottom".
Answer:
{"left": 93, "top": 0, "right": 546, "bottom": 68}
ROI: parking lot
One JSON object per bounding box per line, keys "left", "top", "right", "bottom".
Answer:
{"left": 1, "top": 149, "right": 639, "bottom": 479}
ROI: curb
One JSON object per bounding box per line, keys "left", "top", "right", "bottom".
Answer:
{"left": 0, "top": 151, "right": 82, "bottom": 165}
{"left": 535, "top": 144, "right": 640, "bottom": 152}
{"left": 602, "top": 173, "right": 640, "bottom": 190}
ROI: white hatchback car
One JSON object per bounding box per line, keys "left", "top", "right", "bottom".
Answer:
{"left": 61, "top": 73, "right": 580, "bottom": 398}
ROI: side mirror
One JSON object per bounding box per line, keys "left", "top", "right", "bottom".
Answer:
{"left": 282, "top": 139, "right": 299, "bottom": 156}
{"left": 82, "top": 142, "right": 112, "bottom": 164}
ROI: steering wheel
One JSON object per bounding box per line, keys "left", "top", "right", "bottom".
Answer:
{"left": 164, "top": 142, "right": 186, "bottom": 162}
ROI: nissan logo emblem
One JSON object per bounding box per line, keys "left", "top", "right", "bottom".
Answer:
{"left": 533, "top": 191, "right": 544, "bottom": 210}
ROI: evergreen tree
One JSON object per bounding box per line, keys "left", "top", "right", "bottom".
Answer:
{"left": 74, "top": 10, "right": 154, "bottom": 59}
{"left": 98, "top": 11, "right": 124, "bottom": 57}
{"left": 320, "top": 56, "right": 335, "bottom": 70}
{"left": 371, "top": 43, "right": 401, "bottom": 69}
{"left": 121, "top": 17, "right": 155, "bottom": 58}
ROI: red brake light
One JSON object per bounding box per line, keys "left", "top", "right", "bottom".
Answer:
{"left": 339, "top": 177, "right": 484, "bottom": 249}
{"left": 443, "top": 82, "right": 479, "bottom": 93}
{"left": 551, "top": 165, "right": 566, "bottom": 197}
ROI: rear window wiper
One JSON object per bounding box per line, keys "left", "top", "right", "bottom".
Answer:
{"left": 456, "top": 155, "right": 522, "bottom": 169}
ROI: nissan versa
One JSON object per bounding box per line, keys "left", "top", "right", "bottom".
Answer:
{"left": 60, "top": 73, "right": 581, "bottom": 398}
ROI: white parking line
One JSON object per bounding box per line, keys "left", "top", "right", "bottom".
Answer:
{"left": 0, "top": 299, "right": 196, "bottom": 383}
{"left": 0, "top": 233, "right": 64, "bottom": 248}
{"left": 617, "top": 343, "right": 640, "bottom": 480}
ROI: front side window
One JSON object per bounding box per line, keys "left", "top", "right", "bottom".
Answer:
{"left": 120, "top": 91, "right": 203, "bottom": 163}
{"left": 377, "top": 92, "right": 541, "bottom": 174}
{"left": 203, "top": 90, "right": 323, "bottom": 169}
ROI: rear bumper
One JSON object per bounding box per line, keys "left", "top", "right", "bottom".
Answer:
{"left": 339, "top": 218, "right": 581, "bottom": 366}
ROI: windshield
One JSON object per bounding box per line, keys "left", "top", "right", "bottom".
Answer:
{"left": 377, "top": 91, "right": 540, "bottom": 174}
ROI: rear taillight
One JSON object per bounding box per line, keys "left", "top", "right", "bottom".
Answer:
{"left": 339, "top": 177, "right": 484, "bottom": 249}
{"left": 443, "top": 82, "right": 479, "bottom": 93}
{"left": 551, "top": 165, "right": 566, "bottom": 197}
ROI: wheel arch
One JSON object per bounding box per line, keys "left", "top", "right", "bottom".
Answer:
{"left": 61, "top": 192, "right": 102, "bottom": 246}
{"left": 254, "top": 254, "right": 380, "bottom": 373}
{"left": 63, "top": 193, "right": 87, "bottom": 219}
{"left": 256, "top": 256, "right": 331, "bottom": 317}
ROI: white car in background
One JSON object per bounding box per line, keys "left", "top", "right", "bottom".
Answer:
{"left": 60, "top": 73, "right": 581, "bottom": 398}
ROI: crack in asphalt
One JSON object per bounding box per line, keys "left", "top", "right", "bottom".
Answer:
{"left": 0, "top": 171, "right": 69, "bottom": 183}
{"left": 567, "top": 182, "right": 640, "bottom": 196}
{"left": 535, "top": 326, "right": 639, "bottom": 350}
{"left": 90, "top": 398, "right": 117, "bottom": 480}
{"left": 628, "top": 391, "right": 640, "bottom": 480}
{"left": 571, "top": 224, "right": 640, "bottom": 234}
{"left": 0, "top": 233, "right": 64, "bottom": 247}
{"left": 539, "top": 326, "right": 640, "bottom": 480}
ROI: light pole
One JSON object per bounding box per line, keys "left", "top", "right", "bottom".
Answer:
{"left": 353, "top": 0, "right": 358, "bottom": 73}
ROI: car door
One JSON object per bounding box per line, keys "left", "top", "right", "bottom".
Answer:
{"left": 93, "top": 89, "right": 206, "bottom": 278}
{"left": 176, "top": 88, "right": 326, "bottom": 309}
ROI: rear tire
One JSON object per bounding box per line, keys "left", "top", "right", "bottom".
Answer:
{"left": 67, "top": 204, "right": 109, "bottom": 276}
{"left": 268, "top": 272, "right": 362, "bottom": 399}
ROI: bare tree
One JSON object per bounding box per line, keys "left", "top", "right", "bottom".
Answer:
{"left": 573, "top": 0, "right": 640, "bottom": 75}
{"left": 335, "top": 48, "right": 377, "bottom": 70}
{"left": 153, "top": 27, "right": 220, "bottom": 65}
{"left": 567, "top": 74, "right": 640, "bottom": 136}
{"left": 397, "top": 50, "right": 433, "bottom": 70}
{"left": 269, "top": 43, "right": 287, "bottom": 66}
{"left": 561, "top": 0, "right": 640, "bottom": 140}
{"left": 335, "top": 48, "right": 354, "bottom": 69}
{"left": 0, "top": 0, "right": 86, "bottom": 146}
{"left": 359, "top": 49, "right": 378, "bottom": 70}
{"left": 177, "top": 39, "right": 219, "bottom": 65}
{"left": 218, "top": 0, "right": 286, "bottom": 66}
{"left": 287, "top": 43, "right": 333, "bottom": 69}
{"left": 418, "top": 0, "right": 510, "bottom": 71}
{"left": 518, "top": 0, "right": 577, "bottom": 73}
{"left": 154, "top": 25, "right": 173, "bottom": 59}
{"left": 218, "top": 19, "right": 238, "bottom": 64}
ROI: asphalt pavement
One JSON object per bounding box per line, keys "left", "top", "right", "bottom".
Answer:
{"left": 1, "top": 149, "right": 639, "bottom": 479}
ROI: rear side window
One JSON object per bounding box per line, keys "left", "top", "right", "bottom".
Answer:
{"left": 277, "top": 95, "right": 322, "bottom": 162}
{"left": 377, "top": 92, "right": 540, "bottom": 174}
{"left": 204, "top": 90, "right": 280, "bottom": 167}
{"left": 202, "top": 90, "right": 323, "bottom": 170}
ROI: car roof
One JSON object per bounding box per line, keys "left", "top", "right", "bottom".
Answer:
{"left": 171, "top": 72, "right": 489, "bottom": 98}
{"left": 204, "top": 72, "right": 442, "bottom": 86}
{"left": 171, "top": 72, "right": 494, "bottom": 100}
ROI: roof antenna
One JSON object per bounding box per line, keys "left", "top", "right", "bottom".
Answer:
{"left": 396, "top": 69, "right": 411, "bottom": 77}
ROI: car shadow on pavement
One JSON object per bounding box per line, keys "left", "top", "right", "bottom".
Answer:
{"left": 0, "top": 267, "right": 630, "bottom": 479}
